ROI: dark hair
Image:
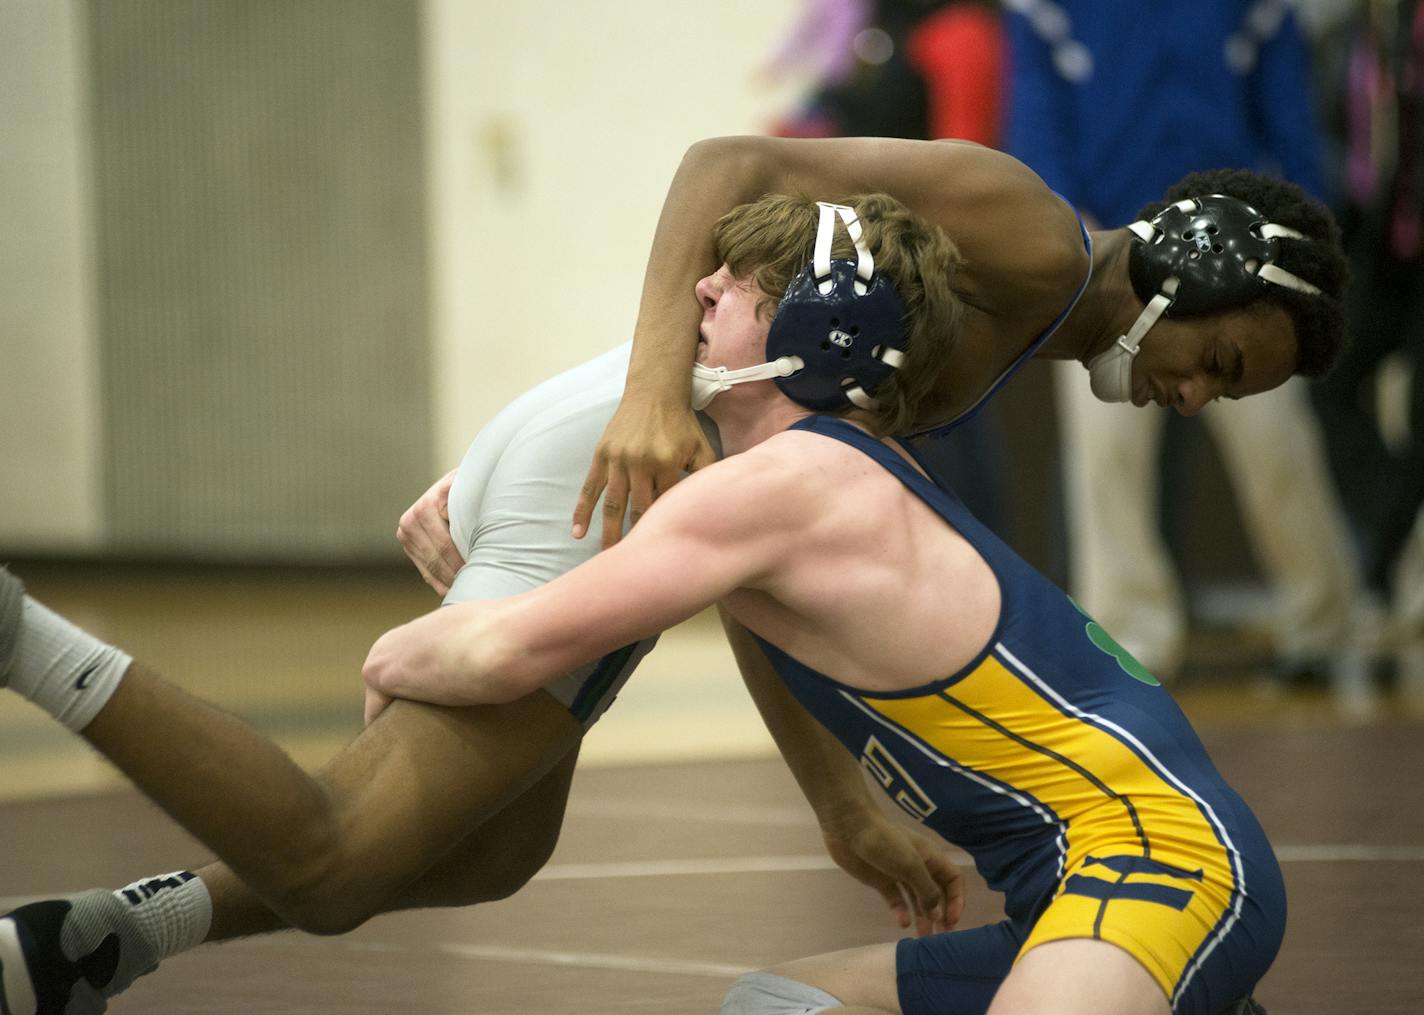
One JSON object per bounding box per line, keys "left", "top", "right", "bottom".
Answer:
{"left": 1136, "top": 169, "right": 1348, "bottom": 376}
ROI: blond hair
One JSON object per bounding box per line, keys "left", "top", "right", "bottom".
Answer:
{"left": 712, "top": 192, "right": 964, "bottom": 435}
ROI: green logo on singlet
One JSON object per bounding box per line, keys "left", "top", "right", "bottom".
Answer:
{"left": 1068, "top": 597, "right": 1161, "bottom": 687}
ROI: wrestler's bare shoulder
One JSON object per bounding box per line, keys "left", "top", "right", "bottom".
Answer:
{"left": 713, "top": 428, "right": 895, "bottom": 522}
{"left": 661, "top": 427, "right": 880, "bottom": 524}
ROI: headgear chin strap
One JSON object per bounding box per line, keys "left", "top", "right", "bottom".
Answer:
{"left": 1087, "top": 279, "right": 1177, "bottom": 401}
{"left": 690, "top": 357, "right": 801, "bottom": 411}
{"left": 1088, "top": 194, "right": 1323, "bottom": 403}
{"left": 690, "top": 201, "right": 908, "bottom": 412}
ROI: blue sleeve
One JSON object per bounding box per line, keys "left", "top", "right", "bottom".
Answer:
{"left": 1002, "top": 11, "right": 1081, "bottom": 205}
{"left": 1248, "top": 7, "right": 1325, "bottom": 198}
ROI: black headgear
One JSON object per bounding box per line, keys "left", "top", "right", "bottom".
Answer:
{"left": 1128, "top": 194, "right": 1321, "bottom": 317}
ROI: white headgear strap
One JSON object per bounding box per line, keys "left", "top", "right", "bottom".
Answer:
{"left": 814, "top": 201, "right": 874, "bottom": 296}
{"left": 690, "top": 357, "right": 804, "bottom": 411}
{"left": 1086, "top": 278, "right": 1178, "bottom": 402}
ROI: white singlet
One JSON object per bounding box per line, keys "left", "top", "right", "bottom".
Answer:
{"left": 443, "top": 343, "right": 719, "bottom": 727}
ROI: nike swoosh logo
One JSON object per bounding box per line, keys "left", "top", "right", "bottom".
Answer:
{"left": 75, "top": 663, "right": 100, "bottom": 690}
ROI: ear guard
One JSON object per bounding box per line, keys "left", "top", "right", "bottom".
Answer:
{"left": 766, "top": 202, "right": 908, "bottom": 411}
{"left": 1128, "top": 194, "right": 1321, "bottom": 316}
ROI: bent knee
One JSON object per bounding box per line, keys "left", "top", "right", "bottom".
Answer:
{"left": 440, "top": 821, "right": 562, "bottom": 906}
{"left": 262, "top": 836, "right": 390, "bottom": 936}
{"left": 266, "top": 870, "right": 377, "bottom": 937}
{"left": 472, "top": 858, "right": 542, "bottom": 904}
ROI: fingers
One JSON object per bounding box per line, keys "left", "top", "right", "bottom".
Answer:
{"left": 396, "top": 515, "right": 445, "bottom": 594}
{"left": 418, "top": 509, "right": 464, "bottom": 592}
{"left": 573, "top": 415, "right": 720, "bottom": 546}
{"left": 850, "top": 829, "right": 943, "bottom": 936}
{"left": 573, "top": 457, "right": 656, "bottom": 547}
{"left": 627, "top": 470, "right": 655, "bottom": 530}
{"left": 878, "top": 883, "right": 912, "bottom": 930}
{"left": 688, "top": 432, "right": 719, "bottom": 473}
{"left": 397, "top": 471, "right": 466, "bottom": 596}
{"left": 935, "top": 859, "right": 966, "bottom": 931}
{"left": 600, "top": 467, "right": 631, "bottom": 549}
{"left": 572, "top": 457, "right": 609, "bottom": 541}
{"left": 902, "top": 880, "right": 936, "bottom": 939}
{"left": 433, "top": 468, "right": 457, "bottom": 519}
{"left": 915, "top": 846, "right": 965, "bottom": 934}
{"left": 396, "top": 511, "right": 457, "bottom": 596}
{"left": 878, "top": 835, "right": 958, "bottom": 938}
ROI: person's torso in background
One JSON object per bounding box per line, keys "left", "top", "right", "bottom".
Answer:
{"left": 1004, "top": 0, "right": 1322, "bottom": 225}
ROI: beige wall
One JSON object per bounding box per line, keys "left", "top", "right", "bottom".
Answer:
{"left": 425, "top": 0, "right": 800, "bottom": 469}
{"left": 0, "top": 0, "right": 103, "bottom": 552}
{"left": 1, "top": 0, "right": 801, "bottom": 550}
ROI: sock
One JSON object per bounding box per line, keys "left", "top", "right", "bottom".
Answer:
{"left": 8, "top": 596, "right": 132, "bottom": 731}
{"left": 0, "top": 876, "right": 209, "bottom": 1008}
{"left": 113, "top": 871, "right": 213, "bottom": 960}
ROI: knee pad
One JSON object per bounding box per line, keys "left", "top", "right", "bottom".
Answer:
{"left": 719, "top": 971, "right": 843, "bottom": 1015}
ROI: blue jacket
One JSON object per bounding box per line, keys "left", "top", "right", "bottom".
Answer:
{"left": 1003, "top": 0, "right": 1324, "bottom": 227}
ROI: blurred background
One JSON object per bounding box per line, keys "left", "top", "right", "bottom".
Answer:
{"left": 2, "top": 0, "right": 1421, "bottom": 801}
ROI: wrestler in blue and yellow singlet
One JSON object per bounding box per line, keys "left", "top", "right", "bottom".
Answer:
{"left": 754, "top": 416, "right": 1286, "bottom": 1015}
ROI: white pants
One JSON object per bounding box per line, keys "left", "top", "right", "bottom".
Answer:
{"left": 1055, "top": 362, "right": 1365, "bottom": 677}
{"left": 443, "top": 343, "right": 653, "bottom": 727}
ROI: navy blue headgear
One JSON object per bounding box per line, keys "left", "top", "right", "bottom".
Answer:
{"left": 765, "top": 202, "right": 908, "bottom": 411}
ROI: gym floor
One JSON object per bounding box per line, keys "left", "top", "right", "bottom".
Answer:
{"left": 2, "top": 564, "right": 1420, "bottom": 1014}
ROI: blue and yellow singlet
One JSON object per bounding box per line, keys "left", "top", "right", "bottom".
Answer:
{"left": 753, "top": 416, "right": 1286, "bottom": 1015}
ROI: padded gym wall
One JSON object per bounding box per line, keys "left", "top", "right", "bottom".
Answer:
{"left": 88, "top": 0, "right": 430, "bottom": 560}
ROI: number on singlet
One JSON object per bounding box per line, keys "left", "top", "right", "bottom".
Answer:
{"left": 860, "top": 736, "right": 938, "bottom": 821}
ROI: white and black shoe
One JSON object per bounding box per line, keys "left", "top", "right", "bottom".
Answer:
{"left": 0, "top": 891, "right": 158, "bottom": 1015}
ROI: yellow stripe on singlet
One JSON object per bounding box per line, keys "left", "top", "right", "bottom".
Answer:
{"left": 860, "top": 652, "right": 1240, "bottom": 999}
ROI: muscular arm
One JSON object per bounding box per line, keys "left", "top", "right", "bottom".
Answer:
{"left": 577, "top": 137, "right": 1088, "bottom": 545}
{"left": 627, "top": 135, "right": 1085, "bottom": 400}
{"left": 720, "top": 607, "right": 871, "bottom": 826}
{"left": 366, "top": 452, "right": 798, "bottom": 707}
{"left": 719, "top": 607, "right": 964, "bottom": 934}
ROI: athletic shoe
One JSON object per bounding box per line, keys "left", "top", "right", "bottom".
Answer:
{"left": 0, "top": 567, "right": 22, "bottom": 687}
{"left": 0, "top": 891, "right": 158, "bottom": 1015}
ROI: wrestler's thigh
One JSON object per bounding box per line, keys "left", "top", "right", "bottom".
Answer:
{"left": 770, "top": 943, "right": 901, "bottom": 1013}
{"left": 393, "top": 736, "right": 581, "bottom": 909}
{"left": 986, "top": 938, "right": 1168, "bottom": 1015}
{"left": 311, "top": 688, "right": 582, "bottom": 900}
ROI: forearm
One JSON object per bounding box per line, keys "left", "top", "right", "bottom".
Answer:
{"left": 718, "top": 617, "right": 966, "bottom": 937}
{"left": 363, "top": 602, "right": 530, "bottom": 708}
{"left": 371, "top": 482, "right": 775, "bottom": 710}
{"left": 624, "top": 138, "right": 774, "bottom": 403}
{"left": 718, "top": 608, "right": 877, "bottom": 827}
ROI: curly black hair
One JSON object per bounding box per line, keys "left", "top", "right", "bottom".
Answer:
{"left": 1135, "top": 169, "right": 1348, "bottom": 376}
